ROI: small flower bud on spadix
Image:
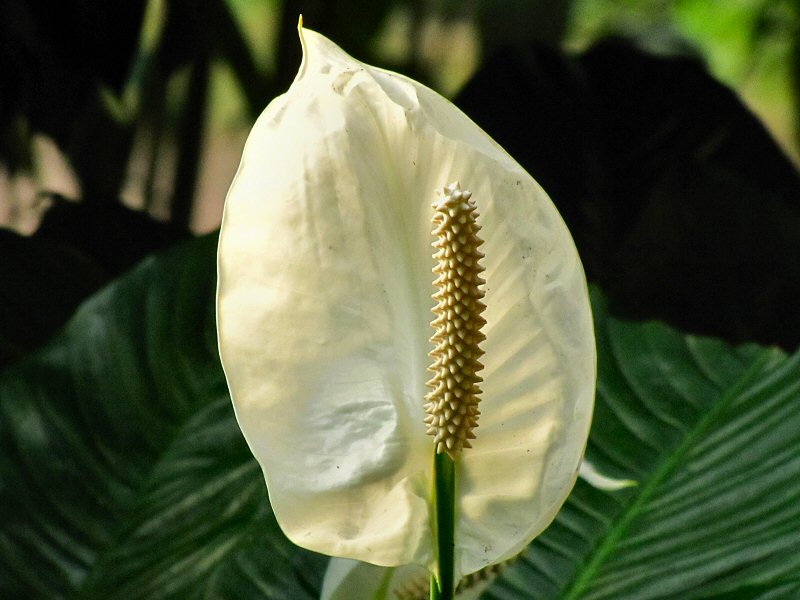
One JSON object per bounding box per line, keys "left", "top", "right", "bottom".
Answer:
{"left": 425, "top": 182, "right": 486, "bottom": 458}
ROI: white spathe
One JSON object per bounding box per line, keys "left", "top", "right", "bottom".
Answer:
{"left": 579, "top": 458, "right": 637, "bottom": 491}
{"left": 216, "top": 25, "right": 595, "bottom": 578}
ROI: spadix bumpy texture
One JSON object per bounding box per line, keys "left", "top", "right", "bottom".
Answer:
{"left": 425, "top": 182, "right": 486, "bottom": 457}
{"left": 217, "top": 25, "right": 595, "bottom": 578}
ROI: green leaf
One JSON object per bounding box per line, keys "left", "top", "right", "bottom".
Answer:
{"left": 3, "top": 234, "right": 800, "bottom": 599}
{"left": 0, "top": 228, "right": 107, "bottom": 366}
{"left": 482, "top": 292, "right": 800, "bottom": 599}
{"left": 0, "top": 234, "right": 326, "bottom": 599}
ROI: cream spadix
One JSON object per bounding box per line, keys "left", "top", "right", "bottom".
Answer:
{"left": 216, "top": 24, "right": 595, "bottom": 578}
{"left": 425, "top": 182, "right": 486, "bottom": 458}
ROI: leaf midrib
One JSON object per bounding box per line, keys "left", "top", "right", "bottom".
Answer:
{"left": 560, "top": 348, "right": 775, "bottom": 600}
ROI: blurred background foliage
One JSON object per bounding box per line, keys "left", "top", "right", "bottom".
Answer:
{"left": 2, "top": 0, "right": 798, "bottom": 231}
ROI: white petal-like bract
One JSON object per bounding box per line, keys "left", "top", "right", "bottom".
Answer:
{"left": 579, "top": 459, "right": 637, "bottom": 491}
{"left": 217, "top": 25, "right": 595, "bottom": 577}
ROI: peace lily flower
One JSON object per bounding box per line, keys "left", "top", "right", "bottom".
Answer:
{"left": 216, "top": 21, "right": 595, "bottom": 587}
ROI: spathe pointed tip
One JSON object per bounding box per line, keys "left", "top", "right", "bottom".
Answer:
{"left": 296, "top": 15, "right": 309, "bottom": 81}
{"left": 294, "top": 17, "right": 356, "bottom": 84}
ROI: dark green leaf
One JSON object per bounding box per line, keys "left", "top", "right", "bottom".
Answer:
{"left": 0, "top": 197, "right": 189, "bottom": 367}
{"left": 482, "top": 292, "right": 800, "bottom": 599}
{"left": 0, "top": 234, "right": 325, "bottom": 599}
{"left": 0, "top": 227, "right": 107, "bottom": 366}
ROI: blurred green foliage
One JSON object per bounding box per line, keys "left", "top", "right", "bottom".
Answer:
{"left": 1, "top": 0, "right": 798, "bottom": 226}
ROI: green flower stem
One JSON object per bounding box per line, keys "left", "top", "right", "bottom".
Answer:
{"left": 431, "top": 451, "right": 456, "bottom": 600}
